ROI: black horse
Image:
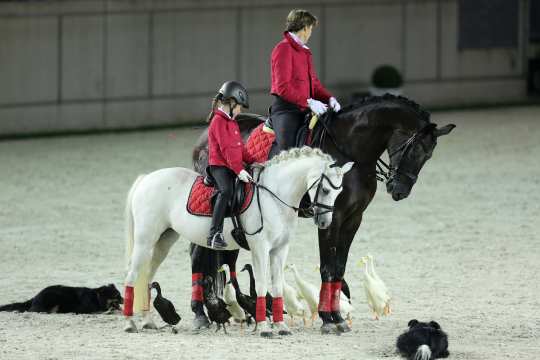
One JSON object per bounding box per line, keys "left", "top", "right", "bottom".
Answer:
{"left": 190, "top": 94, "right": 455, "bottom": 333}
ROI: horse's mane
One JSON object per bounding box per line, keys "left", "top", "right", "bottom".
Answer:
{"left": 340, "top": 93, "right": 431, "bottom": 124}
{"left": 264, "top": 146, "right": 333, "bottom": 168}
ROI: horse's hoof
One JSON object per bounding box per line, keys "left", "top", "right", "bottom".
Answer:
{"left": 336, "top": 321, "right": 351, "bottom": 333}
{"left": 123, "top": 319, "right": 138, "bottom": 333}
{"left": 260, "top": 330, "right": 273, "bottom": 338}
{"left": 278, "top": 329, "right": 292, "bottom": 336}
{"left": 320, "top": 322, "right": 338, "bottom": 335}
{"left": 192, "top": 315, "right": 210, "bottom": 330}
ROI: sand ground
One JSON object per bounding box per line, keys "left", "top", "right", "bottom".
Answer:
{"left": 0, "top": 106, "right": 539, "bottom": 360}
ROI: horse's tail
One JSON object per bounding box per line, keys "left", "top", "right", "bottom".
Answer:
{"left": 125, "top": 174, "right": 145, "bottom": 271}
{"left": 124, "top": 174, "right": 151, "bottom": 314}
{"left": 0, "top": 299, "right": 32, "bottom": 312}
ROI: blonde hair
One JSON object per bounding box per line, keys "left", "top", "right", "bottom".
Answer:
{"left": 206, "top": 95, "right": 235, "bottom": 123}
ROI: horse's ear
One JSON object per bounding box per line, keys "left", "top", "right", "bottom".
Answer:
{"left": 341, "top": 162, "right": 354, "bottom": 174}
{"left": 434, "top": 124, "right": 456, "bottom": 137}
{"left": 408, "top": 319, "right": 419, "bottom": 327}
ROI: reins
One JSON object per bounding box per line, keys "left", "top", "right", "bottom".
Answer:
{"left": 234, "top": 164, "right": 342, "bottom": 237}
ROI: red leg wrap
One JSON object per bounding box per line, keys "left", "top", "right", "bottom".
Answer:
{"left": 318, "top": 282, "right": 332, "bottom": 312}
{"left": 191, "top": 273, "right": 204, "bottom": 302}
{"left": 272, "top": 297, "right": 284, "bottom": 323}
{"left": 123, "top": 286, "right": 134, "bottom": 316}
{"left": 331, "top": 281, "right": 342, "bottom": 312}
{"left": 256, "top": 296, "right": 266, "bottom": 322}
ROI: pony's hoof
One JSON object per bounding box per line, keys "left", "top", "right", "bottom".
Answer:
{"left": 123, "top": 319, "right": 138, "bottom": 333}
{"left": 275, "top": 322, "right": 292, "bottom": 336}
{"left": 257, "top": 321, "right": 273, "bottom": 338}
{"left": 142, "top": 320, "right": 158, "bottom": 330}
{"left": 320, "top": 322, "right": 338, "bottom": 335}
{"left": 192, "top": 314, "right": 210, "bottom": 330}
{"left": 336, "top": 321, "right": 351, "bottom": 333}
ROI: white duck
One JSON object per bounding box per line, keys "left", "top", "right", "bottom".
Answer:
{"left": 359, "top": 255, "right": 391, "bottom": 320}
{"left": 285, "top": 264, "right": 319, "bottom": 322}
{"left": 339, "top": 291, "right": 354, "bottom": 326}
{"left": 283, "top": 279, "right": 308, "bottom": 327}
{"left": 219, "top": 264, "right": 246, "bottom": 329}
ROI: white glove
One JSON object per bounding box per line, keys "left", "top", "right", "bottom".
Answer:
{"left": 307, "top": 98, "right": 328, "bottom": 115}
{"left": 238, "top": 169, "right": 253, "bottom": 183}
{"left": 329, "top": 97, "right": 341, "bottom": 112}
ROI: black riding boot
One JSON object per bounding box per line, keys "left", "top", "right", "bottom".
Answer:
{"left": 207, "top": 193, "right": 228, "bottom": 249}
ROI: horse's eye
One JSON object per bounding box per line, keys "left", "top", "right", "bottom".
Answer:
{"left": 322, "top": 188, "right": 330, "bottom": 195}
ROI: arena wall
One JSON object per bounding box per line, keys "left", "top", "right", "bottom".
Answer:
{"left": 0, "top": 0, "right": 530, "bottom": 136}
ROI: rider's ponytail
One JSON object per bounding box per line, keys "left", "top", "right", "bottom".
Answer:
{"left": 206, "top": 94, "right": 222, "bottom": 123}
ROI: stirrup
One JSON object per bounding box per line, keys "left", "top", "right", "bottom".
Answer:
{"left": 208, "top": 232, "right": 227, "bottom": 249}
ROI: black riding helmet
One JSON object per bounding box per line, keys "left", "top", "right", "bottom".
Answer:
{"left": 218, "top": 81, "right": 249, "bottom": 109}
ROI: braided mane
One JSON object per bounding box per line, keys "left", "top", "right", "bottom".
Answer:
{"left": 265, "top": 146, "right": 333, "bottom": 168}
{"left": 340, "top": 93, "right": 431, "bottom": 123}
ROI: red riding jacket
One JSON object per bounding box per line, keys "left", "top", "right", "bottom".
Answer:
{"left": 208, "top": 109, "right": 249, "bottom": 175}
{"left": 270, "top": 32, "right": 332, "bottom": 110}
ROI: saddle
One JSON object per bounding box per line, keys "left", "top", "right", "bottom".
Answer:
{"left": 186, "top": 173, "right": 255, "bottom": 218}
{"left": 187, "top": 167, "right": 262, "bottom": 251}
{"left": 263, "top": 112, "right": 320, "bottom": 160}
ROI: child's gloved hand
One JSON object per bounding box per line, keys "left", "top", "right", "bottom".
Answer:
{"left": 238, "top": 169, "right": 253, "bottom": 183}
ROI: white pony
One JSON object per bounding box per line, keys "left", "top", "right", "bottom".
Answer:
{"left": 122, "top": 147, "right": 353, "bottom": 336}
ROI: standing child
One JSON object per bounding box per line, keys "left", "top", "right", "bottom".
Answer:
{"left": 207, "top": 81, "right": 253, "bottom": 249}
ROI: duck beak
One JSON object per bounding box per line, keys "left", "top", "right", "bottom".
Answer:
{"left": 357, "top": 257, "right": 367, "bottom": 267}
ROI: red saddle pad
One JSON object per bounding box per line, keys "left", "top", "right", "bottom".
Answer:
{"left": 186, "top": 176, "right": 255, "bottom": 217}
{"left": 244, "top": 123, "right": 275, "bottom": 164}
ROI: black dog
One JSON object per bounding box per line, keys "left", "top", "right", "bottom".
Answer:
{"left": 396, "top": 319, "right": 449, "bottom": 360}
{"left": 0, "top": 284, "right": 123, "bottom": 314}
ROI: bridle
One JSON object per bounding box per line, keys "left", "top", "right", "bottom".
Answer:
{"left": 317, "top": 111, "right": 434, "bottom": 185}
{"left": 307, "top": 172, "right": 344, "bottom": 217}
{"left": 256, "top": 171, "right": 343, "bottom": 215}
{"left": 381, "top": 123, "right": 435, "bottom": 184}
{"left": 240, "top": 169, "right": 343, "bottom": 236}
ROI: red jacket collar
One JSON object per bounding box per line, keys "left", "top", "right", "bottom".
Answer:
{"left": 283, "top": 32, "right": 311, "bottom": 54}
{"left": 215, "top": 108, "right": 233, "bottom": 120}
